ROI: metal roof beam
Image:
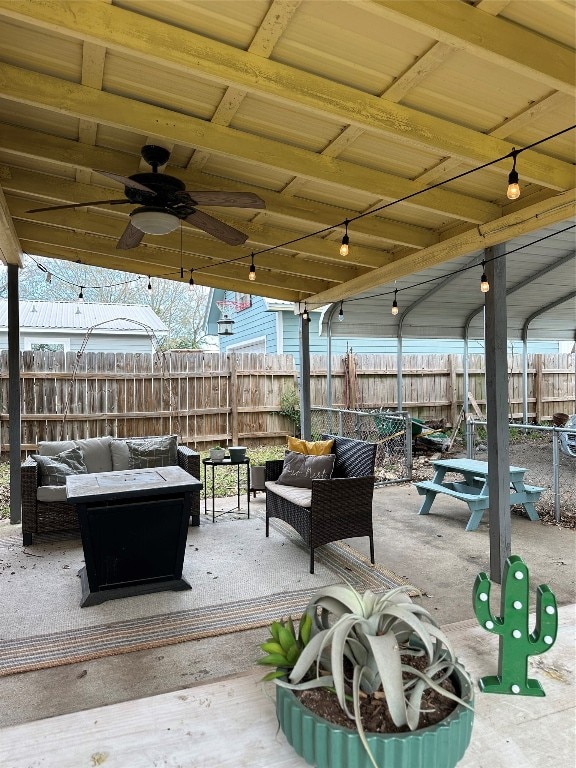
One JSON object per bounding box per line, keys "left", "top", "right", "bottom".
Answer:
{"left": 522, "top": 291, "right": 576, "bottom": 341}
{"left": 464, "top": 243, "right": 576, "bottom": 333}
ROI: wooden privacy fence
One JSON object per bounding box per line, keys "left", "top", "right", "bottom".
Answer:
{"left": 0, "top": 350, "right": 573, "bottom": 451}
{"left": 314, "top": 352, "right": 575, "bottom": 426}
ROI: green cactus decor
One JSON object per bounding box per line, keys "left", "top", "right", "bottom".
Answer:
{"left": 473, "top": 555, "right": 558, "bottom": 696}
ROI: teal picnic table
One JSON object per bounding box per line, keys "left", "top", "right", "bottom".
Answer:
{"left": 414, "top": 458, "right": 544, "bottom": 531}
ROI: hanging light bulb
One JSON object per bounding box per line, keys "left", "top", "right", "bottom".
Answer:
{"left": 78, "top": 286, "right": 84, "bottom": 304}
{"left": 480, "top": 261, "right": 490, "bottom": 293}
{"left": 507, "top": 149, "right": 520, "bottom": 200}
{"left": 46, "top": 271, "right": 52, "bottom": 284}
{"left": 391, "top": 288, "right": 399, "bottom": 316}
{"left": 188, "top": 269, "right": 195, "bottom": 292}
{"left": 248, "top": 253, "right": 256, "bottom": 282}
{"left": 339, "top": 221, "right": 349, "bottom": 257}
{"left": 147, "top": 276, "right": 152, "bottom": 294}
{"left": 338, "top": 301, "right": 344, "bottom": 322}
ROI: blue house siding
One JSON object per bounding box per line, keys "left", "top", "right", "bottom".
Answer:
{"left": 205, "top": 291, "right": 560, "bottom": 368}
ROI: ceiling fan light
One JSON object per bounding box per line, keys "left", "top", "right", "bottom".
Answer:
{"left": 131, "top": 208, "right": 180, "bottom": 235}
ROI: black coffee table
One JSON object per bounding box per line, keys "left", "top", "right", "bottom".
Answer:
{"left": 66, "top": 466, "right": 202, "bottom": 607}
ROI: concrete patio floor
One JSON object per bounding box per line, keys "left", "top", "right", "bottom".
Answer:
{"left": 0, "top": 482, "right": 574, "bottom": 765}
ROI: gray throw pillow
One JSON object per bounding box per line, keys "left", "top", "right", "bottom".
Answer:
{"left": 126, "top": 436, "right": 178, "bottom": 469}
{"left": 276, "top": 451, "right": 335, "bottom": 488}
{"left": 33, "top": 447, "right": 88, "bottom": 486}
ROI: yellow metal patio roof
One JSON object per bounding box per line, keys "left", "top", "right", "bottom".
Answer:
{"left": 0, "top": 0, "right": 574, "bottom": 309}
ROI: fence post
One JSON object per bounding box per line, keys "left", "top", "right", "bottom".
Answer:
{"left": 552, "top": 428, "right": 560, "bottom": 523}
{"left": 229, "top": 353, "right": 239, "bottom": 445}
{"left": 449, "top": 354, "right": 458, "bottom": 428}
{"left": 534, "top": 354, "right": 543, "bottom": 424}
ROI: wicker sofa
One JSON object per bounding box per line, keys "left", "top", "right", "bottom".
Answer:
{"left": 21, "top": 435, "right": 201, "bottom": 545}
{"left": 264, "top": 434, "right": 377, "bottom": 573}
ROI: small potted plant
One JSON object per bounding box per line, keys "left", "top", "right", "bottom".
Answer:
{"left": 258, "top": 583, "right": 474, "bottom": 768}
{"left": 209, "top": 445, "right": 226, "bottom": 462}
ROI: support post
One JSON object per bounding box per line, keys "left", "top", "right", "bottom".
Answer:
{"left": 8, "top": 264, "right": 21, "bottom": 524}
{"left": 485, "top": 244, "right": 511, "bottom": 583}
{"left": 396, "top": 334, "right": 403, "bottom": 411}
{"left": 299, "top": 313, "right": 311, "bottom": 440}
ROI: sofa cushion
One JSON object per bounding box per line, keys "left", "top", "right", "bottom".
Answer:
{"left": 33, "top": 447, "right": 88, "bottom": 486}
{"left": 74, "top": 437, "right": 112, "bottom": 473}
{"left": 276, "top": 451, "right": 335, "bottom": 488}
{"left": 265, "top": 481, "right": 312, "bottom": 509}
{"left": 38, "top": 440, "right": 75, "bottom": 457}
{"left": 127, "top": 436, "right": 178, "bottom": 469}
{"left": 38, "top": 437, "right": 112, "bottom": 474}
{"left": 36, "top": 485, "right": 69, "bottom": 502}
{"left": 287, "top": 437, "right": 334, "bottom": 456}
{"left": 111, "top": 435, "right": 178, "bottom": 471}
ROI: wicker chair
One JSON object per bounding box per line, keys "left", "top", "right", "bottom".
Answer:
{"left": 265, "top": 434, "right": 377, "bottom": 573}
{"left": 21, "top": 444, "right": 201, "bottom": 545}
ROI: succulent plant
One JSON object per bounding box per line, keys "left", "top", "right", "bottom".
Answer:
{"left": 262, "top": 583, "right": 473, "bottom": 768}
{"left": 257, "top": 613, "right": 312, "bottom": 682}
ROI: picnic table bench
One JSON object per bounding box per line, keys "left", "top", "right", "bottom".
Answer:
{"left": 414, "top": 458, "right": 544, "bottom": 531}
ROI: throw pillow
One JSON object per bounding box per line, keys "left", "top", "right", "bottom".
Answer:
{"left": 287, "top": 437, "right": 334, "bottom": 456}
{"left": 276, "top": 451, "right": 335, "bottom": 488}
{"left": 126, "top": 436, "right": 178, "bottom": 469}
{"left": 33, "top": 447, "right": 88, "bottom": 486}
{"left": 111, "top": 435, "right": 178, "bottom": 470}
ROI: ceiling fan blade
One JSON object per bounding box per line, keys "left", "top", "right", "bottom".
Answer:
{"left": 116, "top": 221, "right": 145, "bottom": 250}
{"left": 184, "top": 209, "right": 248, "bottom": 246}
{"left": 94, "top": 170, "right": 156, "bottom": 193}
{"left": 27, "top": 199, "right": 129, "bottom": 213}
{"left": 183, "top": 191, "right": 265, "bottom": 208}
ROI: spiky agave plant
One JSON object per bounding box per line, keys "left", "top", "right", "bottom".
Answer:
{"left": 271, "top": 584, "right": 473, "bottom": 768}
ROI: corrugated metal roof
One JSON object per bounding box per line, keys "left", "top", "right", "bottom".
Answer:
{"left": 0, "top": 300, "right": 168, "bottom": 333}
{"left": 320, "top": 219, "right": 576, "bottom": 341}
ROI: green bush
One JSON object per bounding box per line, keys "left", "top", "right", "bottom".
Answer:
{"left": 278, "top": 387, "right": 301, "bottom": 437}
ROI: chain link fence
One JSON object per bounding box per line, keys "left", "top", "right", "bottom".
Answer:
{"left": 311, "top": 407, "right": 412, "bottom": 484}
{"left": 466, "top": 419, "right": 575, "bottom": 523}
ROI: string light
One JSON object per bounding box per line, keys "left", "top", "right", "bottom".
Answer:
{"left": 78, "top": 286, "right": 84, "bottom": 303}
{"left": 338, "top": 301, "right": 344, "bottom": 321}
{"left": 147, "top": 276, "right": 152, "bottom": 294}
{"left": 339, "top": 220, "right": 350, "bottom": 257}
{"left": 22, "top": 126, "right": 573, "bottom": 308}
{"left": 480, "top": 260, "right": 490, "bottom": 293}
{"left": 248, "top": 252, "right": 256, "bottom": 282}
{"left": 188, "top": 269, "right": 195, "bottom": 292}
{"left": 507, "top": 148, "right": 520, "bottom": 200}
{"left": 391, "top": 288, "right": 399, "bottom": 316}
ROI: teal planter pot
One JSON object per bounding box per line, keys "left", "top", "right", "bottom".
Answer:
{"left": 276, "top": 667, "right": 474, "bottom": 768}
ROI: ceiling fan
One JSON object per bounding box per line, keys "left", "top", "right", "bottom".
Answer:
{"left": 27, "top": 145, "right": 265, "bottom": 249}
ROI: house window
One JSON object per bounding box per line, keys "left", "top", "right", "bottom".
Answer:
{"left": 24, "top": 337, "right": 70, "bottom": 352}
{"left": 235, "top": 293, "right": 252, "bottom": 312}
{"left": 32, "top": 343, "right": 65, "bottom": 352}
